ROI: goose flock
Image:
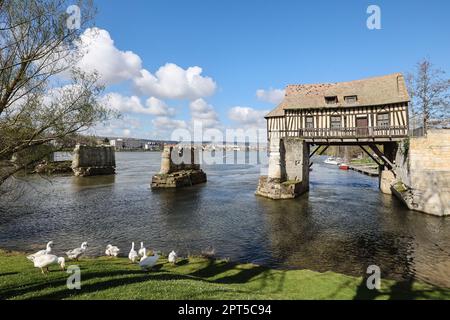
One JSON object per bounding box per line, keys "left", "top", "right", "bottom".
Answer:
{"left": 26, "top": 240, "right": 178, "bottom": 275}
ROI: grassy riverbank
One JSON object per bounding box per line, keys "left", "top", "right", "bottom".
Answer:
{"left": 0, "top": 250, "right": 448, "bottom": 300}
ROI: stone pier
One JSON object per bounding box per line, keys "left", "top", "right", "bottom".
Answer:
{"left": 379, "top": 142, "right": 398, "bottom": 195}
{"left": 390, "top": 129, "right": 450, "bottom": 216}
{"left": 256, "top": 137, "right": 309, "bottom": 199}
{"left": 72, "top": 145, "right": 116, "bottom": 176}
{"left": 151, "top": 145, "right": 207, "bottom": 189}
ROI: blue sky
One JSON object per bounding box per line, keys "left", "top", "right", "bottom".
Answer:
{"left": 84, "top": 0, "right": 450, "bottom": 139}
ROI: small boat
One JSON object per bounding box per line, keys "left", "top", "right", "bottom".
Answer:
{"left": 324, "top": 157, "right": 339, "bottom": 165}
{"left": 339, "top": 163, "right": 349, "bottom": 170}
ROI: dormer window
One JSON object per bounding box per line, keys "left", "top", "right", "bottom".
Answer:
{"left": 325, "top": 96, "right": 338, "bottom": 104}
{"left": 344, "top": 95, "right": 358, "bottom": 103}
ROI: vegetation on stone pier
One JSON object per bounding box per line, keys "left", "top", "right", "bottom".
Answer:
{"left": 0, "top": 250, "right": 448, "bottom": 300}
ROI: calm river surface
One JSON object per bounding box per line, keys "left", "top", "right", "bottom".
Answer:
{"left": 0, "top": 152, "right": 449, "bottom": 287}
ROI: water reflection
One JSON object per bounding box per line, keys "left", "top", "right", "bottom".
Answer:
{"left": 71, "top": 175, "right": 116, "bottom": 191}
{"left": 0, "top": 152, "right": 449, "bottom": 287}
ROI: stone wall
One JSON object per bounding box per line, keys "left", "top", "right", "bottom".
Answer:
{"left": 392, "top": 129, "right": 450, "bottom": 216}
{"left": 152, "top": 145, "right": 206, "bottom": 189}
{"left": 256, "top": 137, "right": 309, "bottom": 200}
{"left": 160, "top": 145, "right": 200, "bottom": 174}
{"left": 283, "top": 138, "right": 309, "bottom": 185}
{"left": 72, "top": 145, "right": 116, "bottom": 176}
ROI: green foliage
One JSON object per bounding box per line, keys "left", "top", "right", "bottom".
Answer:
{"left": 401, "top": 138, "right": 410, "bottom": 164}
{"left": 350, "top": 158, "right": 377, "bottom": 165}
{"left": 392, "top": 181, "right": 408, "bottom": 193}
{"left": 0, "top": 1, "right": 115, "bottom": 186}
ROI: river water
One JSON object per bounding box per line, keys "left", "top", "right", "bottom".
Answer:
{"left": 0, "top": 152, "right": 449, "bottom": 287}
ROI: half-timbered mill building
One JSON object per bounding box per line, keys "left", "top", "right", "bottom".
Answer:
{"left": 266, "top": 73, "right": 409, "bottom": 143}
{"left": 256, "top": 73, "right": 410, "bottom": 200}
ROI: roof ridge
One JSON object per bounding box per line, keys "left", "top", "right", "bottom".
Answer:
{"left": 285, "top": 72, "right": 403, "bottom": 89}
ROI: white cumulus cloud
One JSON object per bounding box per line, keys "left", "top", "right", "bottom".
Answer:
{"left": 256, "top": 88, "right": 285, "bottom": 104}
{"left": 103, "top": 93, "right": 177, "bottom": 117}
{"left": 189, "top": 98, "right": 221, "bottom": 129}
{"left": 145, "top": 97, "right": 175, "bottom": 117}
{"left": 148, "top": 116, "right": 188, "bottom": 140}
{"left": 134, "top": 63, "right": 217, "bottom": 100}
{"left": 90, "top": 115, "right": 142, "bottom": 138}
{"left": 152, "top": 116, "right": 188, "bottom": 131}
{"left": 228, "top": 106, "right": 269, "bottom": 128}
{"left": 102, "top": 93, "right": 145, "bottom": 114}
{"left": 77, "top": 28, "right": 142, "bottom": 85}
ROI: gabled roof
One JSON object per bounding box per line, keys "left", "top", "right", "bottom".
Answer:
{"left": 266, "top": 73, "right": 410, "bottom": 118}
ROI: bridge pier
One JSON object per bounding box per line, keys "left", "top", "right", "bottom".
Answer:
{"left": 72, "top": 145, "right": 116, "bottom": 176}
{"left": 256, "top": 137, "right": 309, "bottom": 200}
{"left": 151, "top": 145, "right": 207, "bottom": 189}
{"left": 379, "top": 169, "right": 396, "bottom": 194}
{"left": 376, "top": 142, "right": 398, "bottom": 194}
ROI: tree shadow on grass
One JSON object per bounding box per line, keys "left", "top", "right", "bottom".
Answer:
{"left": 189, "top": 258, "right": 287, "bottom": 293}
{"left": 215, "top": 265, "right": 267, "bottom": 284}
{"left": 0, "top": 269, "right": 144, "bottom": 299}
{"left": 0, "top": 272, "right": 18, "bottom": 277}
{"left": 353, "top": 277, "right": 450, "bottom": 300}
{"left": 175, "top": 259, "right": 189, "bottom": 266}
{"left": 189, "top": 259, "right": 237, "bottom": 278}
{"left": 27, "top": 271, "right": 220, "bottom": 300}
{"left": 16, "top": 259, "right": 288, "bottom": 300}
{"left": 3, "top": 258, "right": 289, "bottom": 300}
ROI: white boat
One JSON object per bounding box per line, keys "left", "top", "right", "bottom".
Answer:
{"left": 324, "top": 157, "right": 339, "bottom": 165}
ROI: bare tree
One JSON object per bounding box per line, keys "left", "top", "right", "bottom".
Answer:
{"left": 406, "top": 58, "right": 450, "bottom": 134}
{"left": 0, "top": 0, "right": 113, "bottom": 186}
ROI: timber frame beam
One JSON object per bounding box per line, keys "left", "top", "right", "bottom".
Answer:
{"left": 309, "top": 145, "right": 329, "bottom": 158}
{"left": 306, "top": 142, "right": 396, "bottom": 171}
{"left": 367, "top": 143, "right": 395, "bottom": 170}
{"left": 359, "top": 145, "right": 382, "bottom": 167}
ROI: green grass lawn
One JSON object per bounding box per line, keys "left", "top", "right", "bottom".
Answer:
{"left": 349, "top": 158, "right": 377, "bottom": 165}
{"left": 0, "top": 250, "right": 448, "bottom": 300}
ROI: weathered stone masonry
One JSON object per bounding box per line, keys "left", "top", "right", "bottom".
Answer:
{"left": 391, "top": 129, "right": 450, "bottom": 216}
{"left": 151, "top": 145, "right": 207, "bottom": 189}
{"left": 256, "top": 137, "right": 309, "bottom": 199}
{"left": 72, "top": 145, "right": 116, "bottom": 176}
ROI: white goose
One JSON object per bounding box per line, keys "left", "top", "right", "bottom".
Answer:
{"left": 33, "top": 254, "right": 65, "bottom": 274}
{"left": 27, "top": 241, "right": 54, "bottom": 261}
{"left": 128, "top": 242, "right": 139, "bottom": 263}
{"left": 105, "top": 244, "right": 120, "bottom": 257}
{"left": 168, "top": 250, "right": 177, "bottom": 265}
{"left": 66, "top": 242, "right": 88, "bottom": 260}
{"left": 138, "top": 242, "right": 146, "bottom": 257}
{"left": 139, "top": 248, "right": 160, "bottom": 271}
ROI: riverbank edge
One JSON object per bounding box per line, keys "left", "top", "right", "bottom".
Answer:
{"left": 0, "top": 250, "right": 448, "bottom": 300}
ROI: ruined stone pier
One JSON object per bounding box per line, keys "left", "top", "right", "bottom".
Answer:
{"left": 256, "top": 137, "right": 309, "bottom": 199}
{"left": 151, "top": 145, "right": 207, "bottom": 189}
{"left": 72, "top": 145, "right": 116, "bottom": 177}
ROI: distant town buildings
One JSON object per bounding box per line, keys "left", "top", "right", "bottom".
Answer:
{"left": 107, "top": 137, "right": 267, "bottom": 152}
{"left": 176, "top": 142, "right": 267, "bottom": 152}
{"left": 109, "top": 138, "right": 163, "bottom": 151}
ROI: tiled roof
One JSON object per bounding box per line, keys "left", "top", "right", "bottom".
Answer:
{"left": 266, "top": 73, "right": 410, "bottom": 117}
